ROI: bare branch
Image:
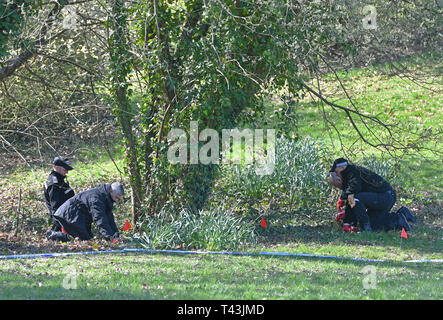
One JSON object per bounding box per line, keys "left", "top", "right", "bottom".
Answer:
{"left": 0, "top": 1, "right": 66, "bottom": 81}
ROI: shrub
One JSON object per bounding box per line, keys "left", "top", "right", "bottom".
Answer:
{"left": 133, "top": 207, "right": 257, "bottom": 251}
{"left": 271, "top": 137, "right": 330, "bottom": 210}
{"left": 212, "top": 137, "right": 330, "bottom": 213}
{"left": 356, "top": 154, "right": 399, "bottom": 186}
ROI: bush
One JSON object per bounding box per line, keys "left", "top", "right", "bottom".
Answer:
{"left": 212, "top": 137, "right": 331, "bottom": 213}
{"left": 271, "top": 137, "right": 330, "bottom": 210}
{"left": 356, "top": 154, "right": 399, "bottom": 186}
{"left": 133, "top": 207, "right": 257, "bottom": 251}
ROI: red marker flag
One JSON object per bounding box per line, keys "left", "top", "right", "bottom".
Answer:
{"left": 261, "top": 217, "right": 267, "bottom": 228}
{"left": 401, "top": 228, "right": 408, "bottom": 239}
{"left": 123, "top": 219, "right": 132, "bottom": 232}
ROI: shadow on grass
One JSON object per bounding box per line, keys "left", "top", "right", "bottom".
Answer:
{"left": 1, "top": 252, "right": 441, "bottom": 300}
{"left": 0, "top": 276, "right": 154, "bottom": 300}
{"left": 255, "top": 219, "right": 442, "bottom": 256}
{"left": 128, "top": 250, "right": 441, "bottom": 272}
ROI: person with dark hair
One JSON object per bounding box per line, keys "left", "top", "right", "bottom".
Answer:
{"left": 329, "top": 158, "right": 416, "bottom": 232}
{"left": 46, "top": 182, "right": 125, "bottom": 242}
{"left": 44, "top": 157, "right": 75, "bottom": 232}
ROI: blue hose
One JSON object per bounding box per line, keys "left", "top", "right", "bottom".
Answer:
{"left": 0, "top": 247, "right": 441, "bottom": 263}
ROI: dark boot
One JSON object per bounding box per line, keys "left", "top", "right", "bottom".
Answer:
{"left": 397, "top": 207, "right": 416, "bottom": 223}
{"left": 361, "top": 223, "right": 373, "bottom": 232}
{"left": 46, "top": 230, "right": 54, "bottom": 240}
{"left": 397, "top": 212, "right": 412, "bottom": 232}
{"left": 46, "top": 230, "right": 71, "bottom": 242}
{"left": 51, "top": 214, "right": 63, "bottom": 231}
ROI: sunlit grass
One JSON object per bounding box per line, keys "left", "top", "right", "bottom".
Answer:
{"left": 0, "top": 251, "right": 441, "bottom": 299}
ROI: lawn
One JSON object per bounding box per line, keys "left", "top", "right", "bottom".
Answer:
{"left": 0, "top": 250, "right": 441, "bottom": 300}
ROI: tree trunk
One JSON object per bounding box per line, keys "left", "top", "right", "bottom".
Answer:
{"left": 109, "top": 0, "right": 143, "bottom": 226}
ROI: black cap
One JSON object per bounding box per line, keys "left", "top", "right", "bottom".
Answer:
{"left": 330, "top": 158, "right": 348, "bottom": 172}
{"left": 53, "top": 157, "right": 73, "bottom": 170}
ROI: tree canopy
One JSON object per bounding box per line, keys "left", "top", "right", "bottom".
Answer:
{"left": 1, "top": 0, "right": 441, "bottom": 224}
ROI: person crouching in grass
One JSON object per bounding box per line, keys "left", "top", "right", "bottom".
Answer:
{"left": 329, "top": 158, "right": 415, "bottom": 232}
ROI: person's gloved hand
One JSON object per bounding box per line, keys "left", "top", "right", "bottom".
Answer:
{"left": 337, "top": 198, "right": 345, "bottom": 211}
{"left": 336, "top": 210, "right": 345, "bottom": 222}
{"left": 343, "top": 224, "right": 358, "bottom": 232}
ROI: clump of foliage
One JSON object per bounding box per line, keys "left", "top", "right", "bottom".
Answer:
{"left": 211, "top": 138, "right": 331, "bottom": 215}
{"left": 133, "top": 207, "right": 257, "bottom": 251}
{"left": 356, "top": 154, "right": 399, "bottom": 186}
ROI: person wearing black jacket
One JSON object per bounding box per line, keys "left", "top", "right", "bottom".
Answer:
{"left": 329, "top": 158, "right": 415, "bottom": 232}
{"left": 46, "top": 182, "right": 124, "bottom": 242}
{"left": 44, "top": 157, "right": 75, "bottom": 232}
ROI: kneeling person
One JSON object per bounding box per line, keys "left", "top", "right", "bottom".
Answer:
{"left": 44, "top": 157, "right": 75, "bottom": 231}
{"left": 47, "top": 182, "right": 124, "bottom": 242}
{"left": 329, "top": 158, "right": 415, "bottom": 232}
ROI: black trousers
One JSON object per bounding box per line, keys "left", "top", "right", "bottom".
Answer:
{"left": 52, "top": 215, "right": 93, "bottom": 240}
{"left": 49, "top": 215, "right": 61, "bottom": 232}
{"left": 348, "top": 189, "right": 400, "bottom": 231}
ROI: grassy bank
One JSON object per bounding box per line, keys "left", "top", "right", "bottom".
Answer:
{"left": 267, "top": 53, "right": 442, "bottom": 196}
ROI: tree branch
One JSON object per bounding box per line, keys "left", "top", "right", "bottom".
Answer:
{"left": 0, "top": 1, "right": 66, "bottom": 81}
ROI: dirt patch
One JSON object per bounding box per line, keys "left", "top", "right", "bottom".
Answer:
{"left": 0, "top": 230, "right": 129, "bottom": 256}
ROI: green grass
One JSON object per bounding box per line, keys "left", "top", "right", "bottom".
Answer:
{"left": 0, "top": 251, "right": 441, "bottom": 299}
{"left": 266, "top": 52, "right": 443, "bottom": 196}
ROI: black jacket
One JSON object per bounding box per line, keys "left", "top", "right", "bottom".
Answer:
{"left": 53, "top": 183, "right": 119, "bottom": 240}
{"left": 339, "top": 165, "right": 393, "bottom": 200}
{"left": 44, "top": 170, "right": 75, "bottom": 215}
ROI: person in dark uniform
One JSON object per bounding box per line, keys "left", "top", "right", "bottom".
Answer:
{"left": 47, "top": 182, "right": 124, "bottom": 242}
{"left": 44, "top": 157, "right": 75, "bottom": 232}
{"left": 329, "top": 158, "right": 416, "bottom": 232}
